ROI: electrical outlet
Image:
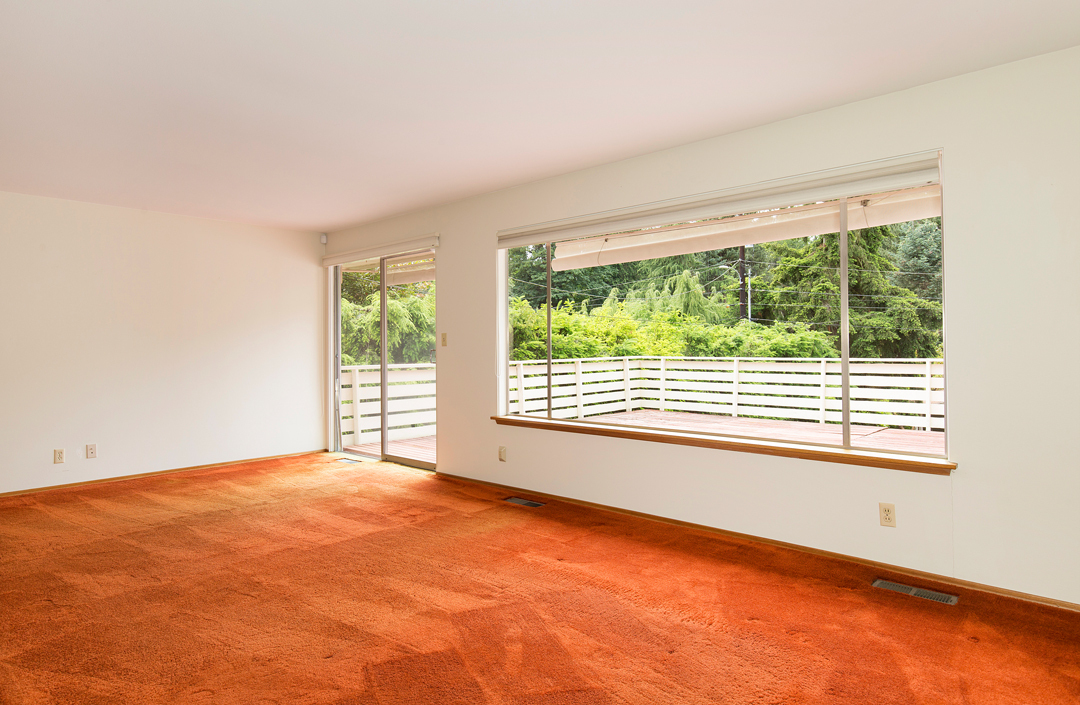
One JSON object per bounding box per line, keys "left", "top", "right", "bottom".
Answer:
{"left": 879, "top": 502, "right": 896, "bottom": 527}
{"left": 53, "top": 449, "right": 65, "bottom": 464}
{"left": 86, "top": 444, "right": 97, "bottom": 459}
{"left": 441, "top": 333, "right": 447, "bottom": 347}
{"left": 498, "top": 446, "right": 507, "bottom": 462}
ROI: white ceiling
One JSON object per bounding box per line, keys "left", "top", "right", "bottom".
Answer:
{"left": 1, "top": 2, "right": 1078, "bottom": 232}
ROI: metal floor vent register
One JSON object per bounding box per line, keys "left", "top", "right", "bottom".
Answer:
{"left": 505, "top": 497, "right": 545, "bottom": 508}
{"left": 872, "top": 579, "right": 959, "bottom": 605}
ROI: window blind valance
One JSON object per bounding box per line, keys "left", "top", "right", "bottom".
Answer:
{"left": 495, "top": 150, "right": 940, "bottom": 252}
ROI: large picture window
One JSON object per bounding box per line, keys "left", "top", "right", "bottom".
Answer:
{"left": 497, "top": 152, "right": 947, "bottom": 462}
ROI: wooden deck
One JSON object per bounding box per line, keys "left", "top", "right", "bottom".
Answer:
{"left": 346, "top": 435, "right": 437, "bottom": 465}
{"left": 345, "top": 409, "right": 943, "bottom": 463}
{"left": 589, "top": 410, "right": 945, "bottom": 455}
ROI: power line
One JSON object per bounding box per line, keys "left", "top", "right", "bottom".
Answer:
{"left": 513, "top": 277, "right": 942, "bottom": 304}
{"left": 744, "top": 258, "right": 941, "bottom": 277}
{"left": 511, "top": 271, "right": 736, "bottom": 307}
{"left": 530, "top": 306, "right": 940, "bottom": 333}
{"left": 510, "top": 261, "right": 743, "bottom": 295}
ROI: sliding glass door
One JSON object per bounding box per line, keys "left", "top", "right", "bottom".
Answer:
{"left": 382, "top": 253, "right": 437, "bottom": 465}
{"left": 336, "top": 250, "right": 436, "bottom": 469}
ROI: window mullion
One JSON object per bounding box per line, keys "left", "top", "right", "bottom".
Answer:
{"left": 839, "top": 197, "right": 851, "bottom": 449}
{"left": 380, "top": 256, "right": 389, "bottom": 458}
{"left": 546, "top": 242, "right": 553, "bottom": 420}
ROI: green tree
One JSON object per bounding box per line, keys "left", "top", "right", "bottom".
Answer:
{"left": 508, "top": 295, "right": 835, "bottom": 361}
{"left": 341, "top": 271, "right": 379, "bottom": 306}
{"left": 508, "top": 245, "right": 640, "bottom": 309}
{"left": 507, "top": 220, "right": 940, "bottom": 360}
{"left": 636, "top": 254, "right": 701, "bottom": 281}
{"left": 750, "top": 225, "right": 942, "bottom": 358}
{"left": 340, "top": 286, "right": 436, "bottom": 365}
{"left": 889, "top": 217, "right": 943, "bottom": 301}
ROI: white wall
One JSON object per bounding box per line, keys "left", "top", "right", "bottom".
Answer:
{"left": 0, "top": 192, "right": 326, "bottom": 494}
{"left": 327, "top": 47, "right": 1080, "bottom": 604}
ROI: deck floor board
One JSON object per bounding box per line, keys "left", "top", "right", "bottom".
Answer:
{"left": 346, "top": 435, "right": 437, "bottom": 465}
{"left": 344, "top": 410, "right": 944, "bottom": 464}
{"left": 589, "top": 410, "right": 945, "bottom": 455}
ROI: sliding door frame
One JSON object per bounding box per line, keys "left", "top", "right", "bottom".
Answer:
{"left": 332, "top": 249, "right": 437, "bottom": 470}
{"left": 379, "top": 249, "right": 437, "bottom": 470}
{"left": 329, "top": 265, "right": 343, "bottom": 452}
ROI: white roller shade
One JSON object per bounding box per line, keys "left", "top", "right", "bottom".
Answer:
{"left": 551, "top": 185, "right": 940, "bottom": 271}
{"left": 342, "top": 251, "right": 436, "bottom": 284}
{"left": 323, "top": 233, "right": 439, "bottom": 267}
{"left": 497, "top": 150, "right": 940, "bottom": 250}
{"left": 385, "top": 264, "right": 436, "bottom": 286}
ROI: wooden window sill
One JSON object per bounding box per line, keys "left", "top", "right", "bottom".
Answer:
{"left": 491, "top": 415, "right": 955, "bottom": 475}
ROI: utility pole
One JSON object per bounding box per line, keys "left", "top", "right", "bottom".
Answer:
{"left": 738, "top": 245, "right": 747, "bottom": 320}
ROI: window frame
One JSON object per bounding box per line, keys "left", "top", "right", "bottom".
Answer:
{"left": 495, "top": 153, "right": 951, "bottom": 473}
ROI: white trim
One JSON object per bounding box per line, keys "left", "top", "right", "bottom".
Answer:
{"left": 322, "top": 233, "right": 440, "bottom": 267}
{"left": 839, "top": 198, "right": 851, "bottom": 449}
{"left": 379, "top": 257, "right": 389, "bottom": 458}
{"left": 496, "top": 151, "right": 939, "bottom": 249}
{"left": 328, "top": 266, "right": 342, "bottom": 452}
{"left": 496, "top": 249, "right": 510, "bottom": 416}
{"left": 937, "top": 149, "right": 950, "bottom": 460}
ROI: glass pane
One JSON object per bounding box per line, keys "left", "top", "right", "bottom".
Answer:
{"left": 385, "top": 254, "right": 437, "bottom": 464}
{"left": 528, "top": 209, "right": 847, "bottom": 447}
{"left": 339, "top": 265, "right": 382, "bottom": 457}
{"left": 847, "top": 187, "right": 945, "bottom": 456}
{"left": 507, "top": 244, "right": 551, "bottom": 417}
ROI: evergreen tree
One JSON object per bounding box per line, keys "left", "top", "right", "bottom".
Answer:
{"left": 508, "top": 245, "right": 639, "bottom": 309}
{"left": 341, "top": 271, "right": 380, "bottom": 306}
{"left": 752, "top": 225, "right": 942, "bottom": 357}
{"left": 505, "top": 218, "right": 942, "bottom": 360}
{"left": 340, "top": 286, "right": 436, "bottom": 365}
{"left": 890, "top": 217, "right": 943, "bottom": 301}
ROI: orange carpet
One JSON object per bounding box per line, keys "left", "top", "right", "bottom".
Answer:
{"left": 1, "top": 454, "right": 1077, "bottom": 704}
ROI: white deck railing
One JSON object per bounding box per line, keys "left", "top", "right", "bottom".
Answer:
{"left": 508, "top": 356, "right": 944, "bottom": 431}
{"left": 339, "top": 363, "right": 436, "bottom": 447}
{"left": 339, "top": 356, "right": 944, "bottom": 448}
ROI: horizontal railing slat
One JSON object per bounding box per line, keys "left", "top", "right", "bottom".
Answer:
{"left": 387, "top": 410, "right": 436, "bottom": 428}
{"left": 387, "top": 382, "right": 436, "bottom": 398}
{"left": 505, "top": 357, "right": 944, "bottom": 430}
{"left": 339, "top": 365, "right": 437, "bottom": 452}
{"left": 851, "top": 413, "right": 944, "bottom": 429}
{"left": 580, "top": 390, "right": 631, "bottom": 406}
{"left": 345, "top": 356, "right": 948, "bottom": 450}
